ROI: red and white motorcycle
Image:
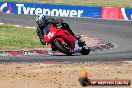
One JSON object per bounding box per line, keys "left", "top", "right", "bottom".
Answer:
{"left": 44, "top": 24, "right": 90, "bottom": 55}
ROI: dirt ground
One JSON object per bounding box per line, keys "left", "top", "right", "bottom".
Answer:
{"left": 0, "top": 62, "right": 131, "bottom": 88}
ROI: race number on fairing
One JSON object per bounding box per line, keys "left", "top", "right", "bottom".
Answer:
{"left": 47, "top": 32, "right": 54, "bottom": 39}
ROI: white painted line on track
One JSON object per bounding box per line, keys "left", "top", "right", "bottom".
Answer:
{"left": 0, "top": 22, "right": 36, "bottom": 29}
{"left": 14, "top": 25, "right": 20, "bottom": 28}
{"left": 0, "top": 23, "right": 4, "bottom": 25}
{"left": 124, "top": 61, "right": 132, "bottom": 63}
{"left": 26, "top": 27, "right": 36, "bottom": 29}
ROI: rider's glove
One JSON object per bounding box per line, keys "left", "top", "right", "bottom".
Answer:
{"left": 75, "top": 35, "right": 81, "bottom": 40}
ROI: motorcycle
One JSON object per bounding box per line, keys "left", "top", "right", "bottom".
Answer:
{"left": 44, "top": 24, "right": 90, "bottom": 55}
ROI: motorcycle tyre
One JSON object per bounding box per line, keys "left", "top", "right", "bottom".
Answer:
{"left": 54, "top": 40, "right": 72, "bottom": 56}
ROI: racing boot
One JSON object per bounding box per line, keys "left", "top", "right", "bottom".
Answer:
{"left": 78, "top": 40, "right": 87, "bottom": 47}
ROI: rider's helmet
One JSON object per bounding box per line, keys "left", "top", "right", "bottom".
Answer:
{"left": 36, "top": 14, "right": 48, "bottom": 27}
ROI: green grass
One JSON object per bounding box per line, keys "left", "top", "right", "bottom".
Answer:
{"left": 3, "top": 0, "right": 132, "bottom": 8}
{"left": 0, "top": 25, "right": 48, "bottom": 50}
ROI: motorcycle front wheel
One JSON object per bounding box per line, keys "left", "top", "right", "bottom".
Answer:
{"left": 54, "top": 40, "right": 72, "bottom": 56}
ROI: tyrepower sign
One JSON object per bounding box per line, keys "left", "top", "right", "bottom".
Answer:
{"left": 0, "top": 3, "right": 12, "bottom": 13}
{"left": 0, "top": 2, "right": 101, "bottom": 18}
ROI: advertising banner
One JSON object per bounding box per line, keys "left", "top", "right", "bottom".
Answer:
{"left": 102, "top": 7, "right": 132, "bottom": 20}
{"left": 121, "top": 8, "right": 132, "bottom": 20}
{"left": 0, "top": 2, "right": 102, "bottom": 18}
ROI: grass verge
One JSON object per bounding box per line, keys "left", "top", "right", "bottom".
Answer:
{"left": 3, "top": 0, "right": 132, "bottom": 8}
{"left": 0, "top": 25, "right": 48, "bottom": 50}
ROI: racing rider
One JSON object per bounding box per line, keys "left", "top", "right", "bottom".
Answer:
{"left": 36, "top": 15, "right": 84, "bottom": 52}
{"left": 36, "top": 15, "right": 76, "bottom": 45}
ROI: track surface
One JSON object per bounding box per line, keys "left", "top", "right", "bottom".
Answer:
{"left": 0, "top": 14, "right": 132, "bottom": 62}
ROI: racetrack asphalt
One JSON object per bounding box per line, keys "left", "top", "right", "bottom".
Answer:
{"left": 0, "top": 14, "right": 132, "bottom": 63}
